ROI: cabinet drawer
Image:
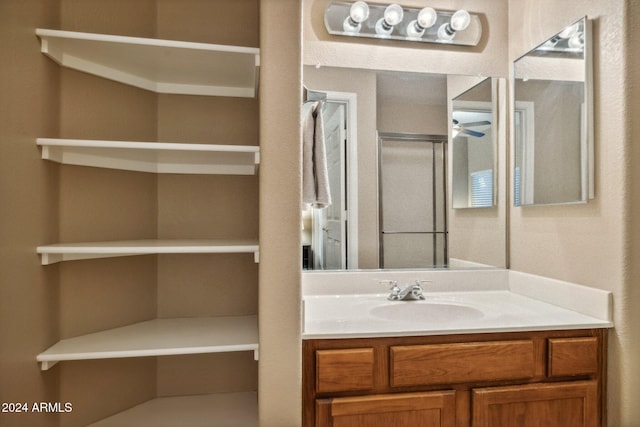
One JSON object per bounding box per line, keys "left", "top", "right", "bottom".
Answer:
{"left": 316, "top": 348, "right": 375, "bottom": 393}
{"left": 548, "top": 337, "right": 598, "bottom": 377}
{"left": 391, "top": 340, "right": 535, "bottom": 387}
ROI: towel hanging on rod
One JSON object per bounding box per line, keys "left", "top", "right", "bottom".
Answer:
{"left": 301, "top": 100, "right": 331, "bottom": 209}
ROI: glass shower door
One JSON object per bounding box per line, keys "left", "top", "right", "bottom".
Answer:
{"left": 379, "top": 133, "right": 448, "bottom": 268}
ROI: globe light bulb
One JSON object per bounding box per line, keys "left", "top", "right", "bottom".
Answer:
{"left": 437, "top": 9, "right": 471, "bottom": 41}
{"left": 450, "top": 10, "right": 471, "bottom": 32}
{"left": 406, "top": 7, "right": 437, "bottom": 38}
{"left": 343, "top": 1, "right": 370, "bottom": 33}
{"left": 558, "top": 22, "right": 580, "bottom": 39}
{"left": 383, "top": 4, "right": 404, "bottom": 26}
{"left": 375, "top": 4, "right": 404, "bottom": 36}
{"left": 568, "top": 32, "right": 585, "bottom": 49}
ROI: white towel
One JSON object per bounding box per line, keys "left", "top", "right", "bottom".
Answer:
{"left": 302, "top": 101, "right": 331, "bottom": 209}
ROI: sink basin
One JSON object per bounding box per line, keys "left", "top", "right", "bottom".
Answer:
{"left": 370, "top": 301, "right": 484, "bottom": 323}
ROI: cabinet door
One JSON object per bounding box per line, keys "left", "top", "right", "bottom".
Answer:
{"left": 472, "top": 381, "right": 599, "bottom": 427}
{"left": 316, "top": 391, "right": 455, "bottom": 427}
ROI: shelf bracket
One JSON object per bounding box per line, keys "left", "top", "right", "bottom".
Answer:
{"left": 253, "top": 349, "right": 259, "bottom": 361}
{"left": 39, "top": 360, "right": 59, "bottom": 371}
{"left": 253, "top": 250, "right": 260, "bottom": 263}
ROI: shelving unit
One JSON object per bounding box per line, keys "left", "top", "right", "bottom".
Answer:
{"left": 87, "top": 392, "right": 258, "bottom": 427}
{"left": 36, "top": 25, "right": 261, "bottom": 426}
{"left": 37, "top": 138, "right": 260, "bottom": 175}
{"left": 36, "top": 29, "right": 260, "bottom": 97}
{"left": 37, "top": 239, "right": 260, "bottom": 265}
{"left": 37, "top": 315, "right": 259, "bottom": 370}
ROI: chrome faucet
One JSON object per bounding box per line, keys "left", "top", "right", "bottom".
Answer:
{"left": 381, "top": 280, "right": 429, "bottom": 301}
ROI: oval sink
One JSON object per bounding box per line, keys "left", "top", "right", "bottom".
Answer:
{"left": 370, "top": 301, "right": 484, "bottom": 323}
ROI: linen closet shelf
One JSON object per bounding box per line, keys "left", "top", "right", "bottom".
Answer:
{"left": 37, "top": 138, "right": 260, "bottom": 175}
{"left": 37, "top": 239, "right": 260, "bottom": 265}
{"left": 35, "top": 27, "right": 260, "bottom": 427}
{"left": 36, "top": 28, "right": 260, "bottom": 97}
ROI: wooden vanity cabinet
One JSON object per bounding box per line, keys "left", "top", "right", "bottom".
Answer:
{"left": 303, "top": 329, "right": 606, "bottom": 427}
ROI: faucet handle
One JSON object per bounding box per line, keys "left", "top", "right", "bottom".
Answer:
{"left": 380, "top": 280, "right": 402, "bottom": 301}
{"left": 379, "top": 279, "right": 399, "bottom": 290}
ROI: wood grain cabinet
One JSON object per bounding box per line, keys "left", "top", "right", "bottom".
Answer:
{"left": 303, "top": 329, "right": 606, "bottom": 427}
{"left": 316, "top": 391, "right": 456, "bottom": 427}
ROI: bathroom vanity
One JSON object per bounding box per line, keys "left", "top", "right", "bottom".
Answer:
{"left": 304, "top": 329, "right": 605, "bottom": 427}
{"left": 302, "top": 270, "right": 612, "bottom": 427}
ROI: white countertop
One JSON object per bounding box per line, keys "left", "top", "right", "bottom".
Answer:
{"left": 302, "top": 270, "right": 614, "bottom": 339}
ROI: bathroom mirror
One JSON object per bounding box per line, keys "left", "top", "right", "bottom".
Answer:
{"left": 303, "top": 66, "right": 506, "bottom": 271}
{"left": 451, "top": 78, "right": 495, "bottom": 209}
{"left": 513, "top": 17, "right": 593, "bottom": 206}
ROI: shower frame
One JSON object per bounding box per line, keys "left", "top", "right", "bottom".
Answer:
{"left": 377, "top": 132, "right": 449, "bottom": 269}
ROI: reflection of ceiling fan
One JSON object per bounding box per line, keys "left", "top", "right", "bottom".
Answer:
{"left": 452, "top": 119, "right": 491, "bottom": 138}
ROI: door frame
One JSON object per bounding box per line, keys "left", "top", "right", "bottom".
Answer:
{"left": 322, "top": 91, "right": 359, "bottom": 269}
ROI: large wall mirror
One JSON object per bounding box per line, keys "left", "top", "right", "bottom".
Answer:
{"left": 302, "top": 66, "right": 506, "bottom": 271}
{"left": 513, "top": 17, "right": 594, "bottom": 206}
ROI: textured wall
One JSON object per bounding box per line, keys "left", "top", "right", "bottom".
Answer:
{"left": 508, "top": 1, "right": 633, "bottom": 425}
{"left": 259, "top": 0, "right": 303, "bottom": 425}
{"left": 0, "top": 1, "right": 61, "bottom": 426}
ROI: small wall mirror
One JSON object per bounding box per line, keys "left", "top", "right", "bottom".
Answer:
{"left": 451, "top": 78, "right": 495, "bottom": 209}
{"left": 513, "top": 17, "right": 593, "bottom": 206}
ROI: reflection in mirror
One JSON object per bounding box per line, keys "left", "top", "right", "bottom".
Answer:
{"left": 451, "top": 78, "right": 495, "bottom": 209}
{"left": 378, "top": 133, "right": 447, "bottom": 268}
{"left": 513, "top": 17, "right": 593, "bottom": 206}
{"left": 302, "top": 66, "right": 506, "bottom": 271}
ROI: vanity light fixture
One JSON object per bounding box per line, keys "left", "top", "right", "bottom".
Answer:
{"left": 343, "top": 1, "right": 370, "bottom": 33}
{"left": 375, "top": 4, "right": 404, "bottom": 36}
{"left": 324, "top": 2, "right": 482, "bottom": 46}
{"left": 406, "top": 7, "right": 438, "bottom": 38}
{"left": 437, "top": 9, "right": 471, "bottom": 42}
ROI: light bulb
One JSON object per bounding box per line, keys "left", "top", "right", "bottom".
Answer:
{"left": 375, "top": 4, "right": 404, "bottom": 36}
{"left": 343, "top": 1, "right": 370, "bottom": 33}
{"left": 568, "top": 32, "right": 584, "bottom": 49}
{"left": 383, "top": 4, "right": 404, "bottom": 26}
{"left": 437, "top": 9, "right": 471, "bottom": 41}
{"left": 406, "top": 7, "right": 437, "bottom": 38}
{"left": 450, "top": 10, "right": 471, "bottom": 31}
{"left": 558, "top": 22, "right": 580, "bottom": 39}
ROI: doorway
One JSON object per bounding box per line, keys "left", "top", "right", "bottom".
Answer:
{"left": 306, "top": 91, "right": 358, "bottom": 270}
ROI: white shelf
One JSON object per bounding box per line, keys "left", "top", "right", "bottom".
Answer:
{"left": 37, "top": 315, "right": 258, "bottom": 371}
{"left": 36, "top": 28, "right": 260, "bottom": 97}
{"left": 37, "top": 138, "right": 260, "bottom": 175}
{"left": 87, "top": 392, "right": 258, "bottom": 427}
{"left": 37, "top": 239, "right": 260, "bottom": 265}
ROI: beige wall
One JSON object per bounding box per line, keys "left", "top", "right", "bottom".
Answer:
{"left": 259, "top": 1, "right": 303, "bottom": 426}
{"left": 0, "top": 1, "right": 61, "bottom": 427}
{"left": 508, "top": 1, "right": 634, "bottom": 425}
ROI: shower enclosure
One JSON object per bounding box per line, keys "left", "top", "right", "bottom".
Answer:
{"left": 378, "top": 133, "right": 448, "bottom": 268}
